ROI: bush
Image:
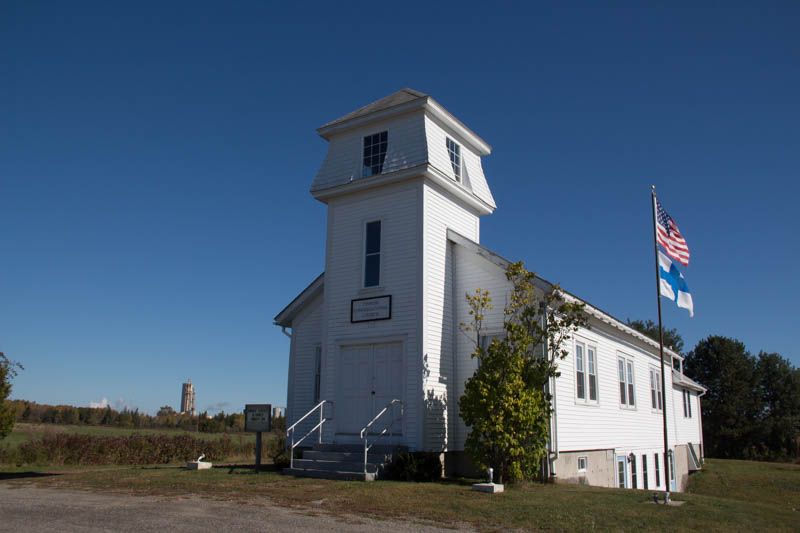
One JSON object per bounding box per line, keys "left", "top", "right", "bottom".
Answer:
{"left": 9, "top": 433, "right": 254, "bottom": 466}
{"left": 384, "top": 451, "right": 442, "bottom": 482}
{"left": 264, "top": 430, "right": 289, "bottom": 468}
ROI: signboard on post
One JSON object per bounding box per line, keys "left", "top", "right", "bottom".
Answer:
{"left": 244, "top": 404, "right": 271, "bottom": 470}
{"left": 244, "top": 404, "right": 272, "bottom": 433}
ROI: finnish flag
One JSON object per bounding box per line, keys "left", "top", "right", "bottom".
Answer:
{"left": 658, "top": 251, "right": 694, "bottom": 317}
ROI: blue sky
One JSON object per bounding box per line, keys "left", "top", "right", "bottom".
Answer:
{"left": 2, "top": 2, "right": 798, "bottom": 414}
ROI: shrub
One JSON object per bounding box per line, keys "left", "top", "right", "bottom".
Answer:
{"left": 10, "top": 433, "right": 254, "bottom": 466}
{"left": 384, "top": 451, "right": 442, "bottom": 482}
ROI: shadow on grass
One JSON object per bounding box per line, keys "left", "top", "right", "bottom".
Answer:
{"left": 215, "top": 464, "right": 284, "bottom": 475}
{"left": 0, "top": 471, "right": 62, "bottom": 481}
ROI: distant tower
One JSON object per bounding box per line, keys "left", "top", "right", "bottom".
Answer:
{"left": 181, "top": 380, "right": 196, "bottom": 416}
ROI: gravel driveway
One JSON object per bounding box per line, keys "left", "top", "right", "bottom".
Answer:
{"left": 0, "top": 484, "right": 466, "bottom": 532}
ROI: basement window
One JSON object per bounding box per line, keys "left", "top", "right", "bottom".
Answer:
{"left": 577, "top": 456, "right": 588, "bottom": 472}
{"left": 446, "top": 137, "right": 462, "bottom": 182}
{"left": 362, "top": 131, "right": 388, "bottom": 177}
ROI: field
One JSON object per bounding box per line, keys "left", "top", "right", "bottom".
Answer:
{"left": 4, "top": 422, "right": 256, "bottom": 450}
{"left": 2, "top": 458, "right": 797, "bottom": 531}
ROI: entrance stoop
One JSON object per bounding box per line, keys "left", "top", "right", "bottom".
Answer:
{"left": 283, "top": 443, "right": 407, "bottom": 481}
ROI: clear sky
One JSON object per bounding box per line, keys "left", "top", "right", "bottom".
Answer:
{"left": 2, "top": 2, "right": 798, "bottom": 414}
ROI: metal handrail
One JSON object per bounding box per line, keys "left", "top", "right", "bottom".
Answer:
{"left": 286, "top": 400, "right": 333, "bottom": 469}
{"left": 360, "top": 399, "right": 403, "bottom": 474}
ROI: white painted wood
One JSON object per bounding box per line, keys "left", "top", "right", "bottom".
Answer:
{"left": 285, "top": 292, "right": 323, "bottom": 437}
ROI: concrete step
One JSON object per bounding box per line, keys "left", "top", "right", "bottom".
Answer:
{"left": 283, "top": 468, "right": 376, "bottom": 481}
{"left": 302, "top": 450, "right": 390, "bottom": 462}
{"left": 312, "top": 443, "right": 408, "bottom": 454}
{"left": 292, "top": 459, "right": 381, "bottom": 472}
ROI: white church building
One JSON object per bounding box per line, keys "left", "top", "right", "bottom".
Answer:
{"left": 275, "top": 88, "right": 705, "bottom": 489}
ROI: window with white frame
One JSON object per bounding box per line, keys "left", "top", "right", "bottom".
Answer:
{"left": 618, "top": 356, "right": 635, "bottom": 407}
{"left": 363, "top": 220, "right": 381, "bottom": 287}
{"left": 575, "top": 341, "right": 598, "bottom": 403}
{"left": 654, "top": 453, "right": 661, "bottom": 487}
{"left": 642, "top": 454, "right": 649, "bottom": 489}
{"left": 362, "top": 131, "right": 388, "bottom": 177}
{"left": 577, "top": 456, "right": 588, "bottom": 472}
{"left": 683, "top": 389, "right": 693, "bottom": 418}
{"left": 650, "top": 368, "right": 663, "bottom": 411}
{"left": 313, "top": 346, "right": 322, "bottom": 404}
{"left": 446, "top": 137, "right": 462, "bottom": 182}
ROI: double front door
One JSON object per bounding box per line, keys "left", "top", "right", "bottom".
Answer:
{"left": 336, "top": 342, "right": 403, "bottom": 435}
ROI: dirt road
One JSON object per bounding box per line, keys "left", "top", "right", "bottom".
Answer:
{"left": 0, "top": 484, "right": 466, "bottom": 532}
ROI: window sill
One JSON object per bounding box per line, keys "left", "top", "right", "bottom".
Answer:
{"left": 358, "top": 286, "right": 387, "bottom": 296}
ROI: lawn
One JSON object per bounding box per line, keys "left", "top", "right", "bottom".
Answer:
{"left": 5, "top": 422, "right": 256, "bottom": 450}
{"left": 1, "top": 459, "right": 797, "bottom": 531}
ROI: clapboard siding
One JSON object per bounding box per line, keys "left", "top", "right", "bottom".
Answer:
{"left": 312, "top": 112, "right": 428, "bottom": 192}
{"left": 451, "top": 243, "right": 512, "bottom": 450}
{"left": 421, "top": 183, "right": 480, "bottom": 451}
{"left": 287, "top": 293, "right": 323, "bottom": 436}
{"left": 424, "top": 114, "right": 495, "bottom": 209}
{"left": 320, "top": 181, "right": 422, "bottom": 447}
{"left": 671, "top": 384, "right": 702, "bottom": 446}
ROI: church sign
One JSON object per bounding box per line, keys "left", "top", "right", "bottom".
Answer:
{"left": 244, "top": 403, "right": 272, "bottom": 433}
{"left": 351, "top": 295, "right": 392, "bottom": 323}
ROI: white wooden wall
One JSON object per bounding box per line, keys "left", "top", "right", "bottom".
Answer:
{"left": 286, "top": 294, "right": 323, "bottom": 436}
{"left": 421, "top": 182, "right": 480, "bottom": 451}
{"left": 319, "top": 181, "right": 423, "bottom": 447}
{"left": 312, "top": 112, "right": 428, "bottom": 192}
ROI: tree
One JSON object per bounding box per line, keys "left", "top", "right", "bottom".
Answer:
{"left": 754, "top": 352, "right": 800, "bottom": 460}
{"left": 684, "top": 336, "right": 761, "bottom": 458}
{"left": 0, "top": 352, "right": 23, "bottom": 439}
{"left": 459, "top": 262, "right": 587, "bottom": 483}
{"left": 157, "top": 405, "right": 176, "bottom": 417}
{"left": 627, "top": 319, "right": 685, "bottom": 354}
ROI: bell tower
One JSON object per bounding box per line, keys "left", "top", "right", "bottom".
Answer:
{"left": 311, "top": 89, "right": 495, "bottom": 450}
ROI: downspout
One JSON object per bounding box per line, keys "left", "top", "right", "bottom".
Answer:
{"left": 281, "top": 326, "right": 292, "bottom": 339}
{"left": 697, "top": 389, "right": 706, "bottom": 462}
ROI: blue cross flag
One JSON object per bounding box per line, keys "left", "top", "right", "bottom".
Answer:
{"left": 658, "top": 250, "right": 694, "bottom": 317}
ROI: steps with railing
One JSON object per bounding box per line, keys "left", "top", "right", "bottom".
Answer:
{"left": 282, "top": 399, "right": 405, "bottom": 481}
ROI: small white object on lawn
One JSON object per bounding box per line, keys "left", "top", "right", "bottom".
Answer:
{"left": 186, "top": 454, "right": 212, "bottom": 470}
{"left": 472, "top": 482, "right": 504, "bottom": 493}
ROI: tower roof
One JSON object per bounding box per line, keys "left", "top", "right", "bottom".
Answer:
{"left": 320, "top": 88, "right": 428, "bottom": 130}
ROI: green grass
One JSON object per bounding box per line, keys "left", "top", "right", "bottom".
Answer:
{"left": 1, "top": 459, "right": 797, "bottom": 531}
{"left": 5, "top": 422, "right": 255, "bottom": 450}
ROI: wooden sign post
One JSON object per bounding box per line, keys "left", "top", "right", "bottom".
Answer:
{"left": 244, "top": 404, "right": 271, "bottom": 471}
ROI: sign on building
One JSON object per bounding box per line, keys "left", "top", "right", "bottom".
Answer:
{"left": 351, "top": 295, "right": 392, "bottom": 323}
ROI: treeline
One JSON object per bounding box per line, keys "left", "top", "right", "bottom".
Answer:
{"left": 9, "top": 400, "right": 261, "bottom": 433}
{"left": 684, "top": 336, "right": 800, "bottom": 462}
{"left": 628, "top": 322, "right": 800, "bottom": 463}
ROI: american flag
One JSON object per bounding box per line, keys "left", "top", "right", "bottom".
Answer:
{"left": 656, "top": 199, "right": 690, "bottom": 266}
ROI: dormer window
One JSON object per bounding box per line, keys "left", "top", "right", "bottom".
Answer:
{"left": 446, "top": 137, "right": 461, "bottom": 182}
{"left": 363, "top": 131, "right": 388, "bottom": 177}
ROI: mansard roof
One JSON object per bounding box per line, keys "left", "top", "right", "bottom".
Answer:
{"left": 320, "top": 88, "right": 428, "bottom": 131}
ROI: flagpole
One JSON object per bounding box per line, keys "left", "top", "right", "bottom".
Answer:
{"left": 651, "top": 185, "right": 671, "bottom": 502}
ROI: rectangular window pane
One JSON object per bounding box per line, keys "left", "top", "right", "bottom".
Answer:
{"left": 688, "top": 391, "right": 692, "bottom": 417}
{"left": 577, "top": 371, "right": 585, "bottom": 399}
{"left": 313, "top": 346, "right": 321, "bottom": 403}
{"left": 366, "top": 221, "right": 381, "bottom": 254}
{"left": 655, "top": 453, "right": 661, "bottom": 487}
{"left": 576, "top": 344, "right": 585, "bottom": 399}
{"left": 618, "top": 359, "right": 627, "bottom": 405}
{"left": 631, "top": 455, "right": 637, "bottom": 489}
{"left": 643, "top": 455, "right": 649, "bottom": 489}
{"left": 627, "top": 361, "right": 635, "bottom": 406}
{"left": 650, "top": 370, "right": 657, "bottom": 409}
{"left": 363, "top": 131, "right": 388, "bottom": 177}
{"left": 617, "top": 459, "right": 626, "bottom": 488}
{"left": 364, "top": 254, "right": 380, "bottom": 287}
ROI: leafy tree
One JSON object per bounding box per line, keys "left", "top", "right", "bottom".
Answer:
{"left": 157, "top": 405, "right": 176, "bottom": 417}
{"left": 459, "top": 262, "right": 587, "bottom": 483}
{"left": 684, "top": 336, "right": 761, "bottom": 458}
{"left": 1, "top": 352, "right": 23, "bottom": 439}
{"left": 754, "top": 352, "right": 800, "bottom": 460}
{"left": 627, "top": 319, "right": 685, "bottom": 354}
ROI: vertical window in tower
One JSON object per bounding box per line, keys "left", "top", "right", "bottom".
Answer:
{"left": 446, "top": 137, "right": 462, "bottom": 182}
{"left": 364, "top": 220, "right": 381, "bottom": 287}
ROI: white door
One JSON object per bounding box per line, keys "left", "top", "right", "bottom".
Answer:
{"left": 337, "top": 342, "right": 403, "bottom": 436}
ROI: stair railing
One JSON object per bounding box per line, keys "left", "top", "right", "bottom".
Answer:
{"left": 286, "top": 400, "right": 333, "bottom": 469}
{"left": 359, "top": 399, "right": 403, "bottom": 474}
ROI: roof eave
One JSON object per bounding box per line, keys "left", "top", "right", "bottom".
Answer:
{"left": 317, "top": 97, "right": 428, "bottom": 140}
{"left": 273, "top": 273, "right": 324, "bottom": 327}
